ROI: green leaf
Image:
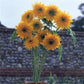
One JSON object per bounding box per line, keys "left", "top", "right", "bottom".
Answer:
{"left": 44, "top": 26, "right": 51, "bottom": 31}
{"left": 23, "top": 39, "right": 26, "bottom": 44}
{"left": 67, "top": 29, "right": 70, "bottom": 34}
{"left": 48, "top": 20, "right": 53, "bottom": 27}
{"left": 52, "top": 31, "right": 57, "bottom": 34}
{"left": 10, "top": 31, "right": 17, "bottom": 42}
{"left": 72, "top": 35, "right": 76, "bottom": 45}
{"left": 39, "top": 44, "right": 47, "bottom": 52}
{"left": 53, "top": 74, "right": 58, "bottom": 83}
{"left": 52, "top": 28, "right": 59, "bottom": 34}
{"left": 58, "top": 45, "right": 62, "bottom": 61}
{"left": 42, "top": 18, "right": 47, "bottom": 23}
{"left": 49, "top": 72, "right": 54, "bottom": 84}
{"left": 67, "top": 29, "right": 76, "bottom": 45}
{"left": 68, "top": 81, "right": 71, "bottom": 84}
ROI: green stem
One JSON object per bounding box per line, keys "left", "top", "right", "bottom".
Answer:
{"left": 37, "top": 47, "right": 40, "bottom": 82}
{"left": 38, "top": 51, "right": 48, "bottom": 81}
{"left": 32, "top": 47, "right": 40, "bottom": 82}
{"left": 33, "top": 49, "right": 36, "bottom": 82}
{"left": 31, "top": 50, "right": 34, "bottom": 81}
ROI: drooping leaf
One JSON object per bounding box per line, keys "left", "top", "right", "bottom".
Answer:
{"left": 67, "top": 29, "right": 76, "bottom": 45}
{"left": 23, "top": 39, "right": 26, "bottom": 44}
{"left": 58, "top": 45, "right": 62, "bottom": 61}
{"left": 10, "top": 30, "right": 17, "bottom": 42}
{"left": 42, "top": 18, "right": 47, "bottom": 23}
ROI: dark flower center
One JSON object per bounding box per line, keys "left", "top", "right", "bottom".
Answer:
{"left": 61, "top": 18, "right": 65, "bottom": 22}
{"left": 27, "top": 15, "right": 30, "bottom": 19}
{"left": 29, "top": 40, "right": 33, "bottom": 43}
{"left": 41, "top": 35, "right": 45, "bottom": 40}
{"left": 38, "top": 8, "right": 42, "bottom": 12}
{"left": 34, "top": 23, "right": 39, "bottom": 29}
{"left": 49, "top": 40, "right": 54, "bottom": 45}
{"left": 22, "top": 28, "right": 27, "bottom": 32}
{"left": 49, "top": 10, "right": 55, "bottom": 16}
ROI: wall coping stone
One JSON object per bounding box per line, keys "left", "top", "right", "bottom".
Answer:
{"left": 0, "top": 27, "right": 84, "bottom": 37}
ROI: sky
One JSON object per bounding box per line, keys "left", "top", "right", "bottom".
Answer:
{"left": 0, "top": 0, "right": 84, "bottom": 28}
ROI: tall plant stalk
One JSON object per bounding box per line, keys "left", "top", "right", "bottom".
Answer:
{"left": 31, "top": 47, "right": 48, "bottom": 82}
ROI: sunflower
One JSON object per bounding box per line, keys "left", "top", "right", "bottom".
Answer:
{"left": 36, "top": 30, "right": 49, "bottom": 44}
{"left": 16, "top": 21, "right": 33, "bottom": 39}
{"left": 43, "top": 34, "right": 61, "bottom": 50}
{"left": 54, "top": 11, "right": 73, "bottom": 30}
{"left": 30, "top": 19, "right": 43, "bottom": 32}
{"left": 24, "top": 36, "right": 39, "bottom": 50}
{"left": 32, "top": 2, "right": 45, "bottom": 19}
{"left": 45, "top": 5, "right": 59, "bottom": 21}
{"left": 21, "top": 10, "right": 33, "bottom": 23}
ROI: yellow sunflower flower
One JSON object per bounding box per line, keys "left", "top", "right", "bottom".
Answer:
{"left": 43, "top": 34, "right": 61, "bottom": 50}
{"left": 32, "top": 2, "right": 45, "bottom": 19}
{"left": 45, "top": 5, "right": 59, "bottom": 21}
{"left": 16, "top": 21, "right": 33, "bottom": 39}
{"left": 54, "top": 11, "right": 73, "bottom": 30}
{"left": 30, "top": 19, "right": 43, "bottom": 32}
{"left": 21, "top": 10, "right": 33, "bottom": 23}
{"left": 36, "top": 30, "right": 49, "bottom": 44}
{"left": 24, "top": 36, "right": 39, "bottom": 50}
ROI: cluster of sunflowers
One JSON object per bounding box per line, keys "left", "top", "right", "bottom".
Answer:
{"left": 15, "top": 2, "right": 73, "bottom": 50}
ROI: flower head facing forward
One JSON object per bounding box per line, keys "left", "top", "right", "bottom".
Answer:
{"left": 30, "top": 19, "right": 43, "bottom": 32}
{"left": 24, "top": 36, "right": 39, "bottom": 50}
{"left": 36, "top": 30, "right": 49, "bottom": 44}
{"left": 55, "top": 11, "right": 73, "bottom": 30}
{"left": 45, "top": 5, "right": 59, "bottom": 21}
{"left": 16, "top": 21, "right": 33, "bottom": 39}
{"left": 21, "top": 10, "right": 34, "bottom": 23}
{"left": 33, "top": 2, "right": 45, "bottom": 19}
{"left": 43, "top": 34, "right": 61, "bottom": 50}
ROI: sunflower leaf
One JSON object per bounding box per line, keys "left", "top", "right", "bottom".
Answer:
{"left": 39, "top": 44, "right": 47, "bottom": 52}
{"left": 52, "top": 31, "right": 57, "bottom": 34}
{"left": 23, "top": 39, "right": 26, "bottom": 44}
{"left": 10, "top": 30, "right": 17, "bottom": 42}
{"left": 42, "top": 18, "right": 47, "bottom": 23}
{"left": 44, "top": 26, "right": 51, "bottom": 32}
{"left": 67, "top": 29, "right": 70, "bottom": 34}
{"left": 48, "top": 20, "right": 53, "bottom": 27}
{"left": 67, "top": 29, "right": 76, "bottom": 45}
{"left": 58, "top": 45, "right": 62, "bottom": 61}
{"left": 49, "top": 72, "right": 54, "bottom": 84}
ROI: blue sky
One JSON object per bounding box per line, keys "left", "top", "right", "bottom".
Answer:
{"left": 0, "top": 0, "right": 84, "bottom": 28}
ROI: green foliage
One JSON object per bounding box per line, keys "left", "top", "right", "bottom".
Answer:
{"left": 67, "top": 29, "right": 76, "bottom": 45}
{"left": 10, "top": 30, "right": 17, "bottom": 42}
{"left": 49, "top": 73, "right": 54, "bottom": 84}
{"left": 58, "top": 45, "right": 62, "bottom": 62}
{"left": 72, "top": 17, "right": 84, "bottom": 31}
{"left": 13, "top": 79, "right": 23, "bottom": 84}
{"left": 23, "top": 39, "right": 26, "bottom": 44}
{"left": 42, "top": 18, "right": 55, "bottom": 28}
{"left": 49, "top": 74, "right": 71, "bottom": 84}
{"left": 39, "top": 44, "right": 47, "bottom": 52}
{"left": 31, "top": 47, "right": 48, "bottom": 82}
